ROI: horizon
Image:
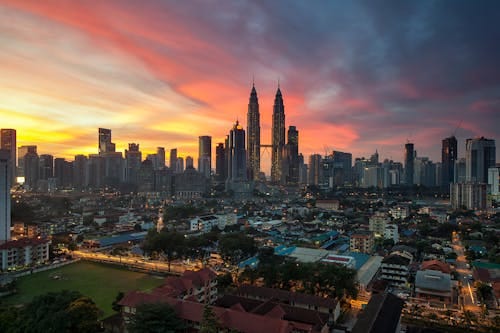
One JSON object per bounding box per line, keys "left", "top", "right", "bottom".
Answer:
{"left": 1, "top": 0, "right": 499, "bottom": 174}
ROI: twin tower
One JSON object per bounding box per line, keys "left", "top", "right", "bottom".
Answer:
{"left": 246, "top": 83, "right": 298, "bottom": 184}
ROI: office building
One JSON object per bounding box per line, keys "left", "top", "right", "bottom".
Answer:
{"left": 176, "top": 157, "right": 184, "bottom": 174}
{"left": 246, "top": 83, "right": 260, "bottom": 180}
{"left": 73, "top": 155, "right": 88, "bottom": 189}
{"left": 170, "top": 148, "right": 177, "bottom": 170}
{"left": 454, "top": 158, "right": 466, "bottom": 183}
{"left": 54, "top": 158, "right": 73, "bottom": 188}
{"left": 215, "top": 142, "right": 226, "bottom": 182}
{"left": 285, "top": 126, "right": 299, "bottom": 184}
{"left": 17, "top": 145, "right": 37, "bottom": 179}
{"left": 125, "top": 143, "right": 142, "bottom": 185}
{"left": 98, "top": 128, "right": 115, "bottom": 154}
{"left": 308, "top": 154, "right": 322, "bottom": 186}
{"left": 23, "top": 148, "right": 39, "bottom": 189}
{"left": 404, "top": 142, "right": 414, "bottom": 186}
{"left": 227, "top": 121, "right": 247, "bottom": 184}
{"left": 271, "top": 86, "right": 285, "bottom": 183}
{"left": 1, "top": 150, "right": 11, "bottom": 243}
{"left": 156, "top": 147, "right": 165, "bottom": 169}
{"left": 442, "top": 136, "right": 457, "bottom": 188}
{"left": 0, "top": 129, "right": 16, "bottom": 185}
{"left": 466, "top": 137, "right": 496, "bottom": 183}
{"left": 39, "top": 154, "right": 54, "bottom": 180}
{"left": 198, "top": 136, "right": 211, "bottom": 178}
{"left": 186, "top": 156, "right": 194, "bottom": 169}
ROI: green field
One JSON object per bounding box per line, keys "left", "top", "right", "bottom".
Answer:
{"left": 3, "top": 261, "right": 165, "bottom": 318}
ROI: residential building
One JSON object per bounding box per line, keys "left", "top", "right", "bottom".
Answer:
{"left": 380, "top": 253, "right": 412, "bottom": 288}
{"left": 384, "top": 224, "right": 399, "bottom": 244}
{"left": 125, "top": 143, "right": 141, "bottom": 185}
{"left": 350, "top": 230, "right": 374, "bottom": 254}
{"left": 0, "top": 238, "right": 50, "bottom": 271}
{"left": 450, "top": 182, "right": 487, "bottom": 210}
{"left": 369, "top": 211, "right": 389, "bottom": 238}
{"left": 169, "top": 148, "right": 177, "bottom": 170}
{"left": 215, "top": 142, "right": 226, "bottom": 182}
{"left": 0, "top": 150, "right": 11, "bottom": 243}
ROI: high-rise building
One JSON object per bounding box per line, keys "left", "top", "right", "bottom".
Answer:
{"left": 23, "top": 148, "right": 39, "bottom": 189}
{"left": 227, "top": 121, "right": 247, "bottom": 184}
{"left": 271, "top": 86, "right": 285, "bottom": 183}
{"left": 170, "top": 148, "right": 177, "bottom": 170}
{"left": 308, "top": 154, "right": 322, "bottom": 186}
{"left": 450, "top": 182, "right": 487, "bottom": 210}
{"left": 0, "top": 129, "right": 16, "bottom": 185}
{"left": 215, "top": 142, "right": 226, "bottom": 182}
{"left": 442, "top": 136, "right": 457, "bottom": 188}
{"left": 98, "top": 128, "right": 115, "bottom": 154}
{"left": 157, "top": 147, "right": 165, "bottom": 169}
{"left": 454, "top": 158, "right": 466, "bottom": 183}
{"left": 39, "top": 154, "right": 54, "bottom": 180}
{"left": 285, "top": 126, "right": 299, "bottom": 184}
{"left": 246, "top": 83, "right": 260, "bottom": 180}
{"left": 73, "top": 155, "right": 88, "bottom": 189}
{"left": 17, "top": 145, "right": 37, "bottom": 178}
{"left": 404, "top": 142, "right": 414, "bottom": 186}
{"left": 186, "top": 156, "right": 194, "bottom": 169}
{"left": 466, "top": 137, "right": 496, "bottom": 183}
{"left": 125, "top": 143, "right": 142, "bottom": 185}
{"left": 176, "top": 157, "right": 184, "bottom": 174}
{"left": 488, "top": 166, "right": 500, "bottom": 198}
{"left": 54, "top": 158, "right": 73, "bottom": 188}
{"left": 0, "top": 150, "right": 11, "bottom": 243}
{"left": 198, "top": 136, "right": 211, "bottom": 178}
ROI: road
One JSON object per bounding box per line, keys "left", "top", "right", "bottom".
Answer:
{"left": 71, "top": 250, "right": 198, "bottom": 275}
{"left": 451, "top": 232, "right": 480, "bottom": 311}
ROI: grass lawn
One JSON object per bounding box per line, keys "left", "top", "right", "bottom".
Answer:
{"left": 3, "top": 261, "right": 165, "bottom": 318}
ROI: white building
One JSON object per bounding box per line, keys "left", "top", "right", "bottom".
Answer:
{"left": 389, "top": 205, "right": 409, "bottom": 220}
{"left": 384, "top": 224, "right": 399, "bottom": 244}
{"left": 190, "top": 214, "right": 237, "bottom": 233}
{"left": 369, "top": 212, "right": 389, "bottom": 238}
{"left": 0, "top": 238, "right": 50, "bottom": 271}
{"left": 488, "top": 166, "right": 500, "bottom": 200}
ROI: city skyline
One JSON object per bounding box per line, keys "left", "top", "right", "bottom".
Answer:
{"left": 1, "top": 1, "right": 499, "bottom": 174}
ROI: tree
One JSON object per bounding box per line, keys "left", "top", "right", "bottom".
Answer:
{"left": 142, "top": 229, "right": 185, "bottom": 271}
{"left": 16, "top": 290, "right": 100, "bottom": 333}
{"left": 127, "top": 303, "right": 184, "bottom": 333}
{"left": 219, "top": 233, "right": 257, "bottom": 264}
{"left": 112, "top": 291, "right": 125, "bottom": 312}
{"left": 0, "top": 305, "right": 20, "bottom": 333}
{"left": 199, "top": 304, "right": 219, "bottom": 333}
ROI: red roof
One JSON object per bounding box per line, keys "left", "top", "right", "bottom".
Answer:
{"left": 421, "top": 260, "right": 451, "bottom": 274}
{"left": 0, "top": 237, "right": 50, "bottom": 250}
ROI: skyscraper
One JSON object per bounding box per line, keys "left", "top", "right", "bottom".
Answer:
{"left": 0, "top": 150, "right": 11, "bottom": 243}
{"left": 98, "top": 128, "right": 115, "bottom": 154}
{"left": 170, "top": 148, "right": 177, "bottom": 170}
{"left": 285, "top": 126, "right": 299, "bottom": 184}
{"left": 227, "top": 121, "right": 247, "bottom": 184}
{"left": 73, "top": 155, "right": 88, "bottom": 189}
{"left": 466, "top": 137, "right": 496, "bottom": 183}
{"left": 246, "top": 83, "right": 260, "bottom": 180}
{"left": 308, "top": 154, "right": 322, "bottom": 186}
{"left": 125, "top": 143, "right": 142, "bottom": 185}
{"left": 442, "top": 136, "right": 457, "bottom": 188}
{"left": 17, "top": 145, "right": 36, "bottom": 178}
{"left": 198, "top": 136, "right": 211, "bottom": 178}
{"left": 0, "top": 129, "right": 16, "bottom": 185}
{"left": 157, "top": 147, "right": 165, "bottom": 169}
{"left": 186, "top": 156, "right": 194, "bottom": 169}
{"left": 215, "top": 142, "right": 226, "bottom": 182}
{"left": 39, "top": 154, "right": 54, "bottom": 180}
{"left": 271, "top": 86, "right": 285, "bottom": 183}
{"left": 404, "top": 142, "right": 414, "bottom": 186}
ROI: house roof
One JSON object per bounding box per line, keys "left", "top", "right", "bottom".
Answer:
{"left": 236, "top": 285, "right": 337, "bottom": 309}
{"left": 415, "top": 270, "right": 451, "bottom": 292}
{"left": 0, "top": 237, "right": 50, "bottom": 250}
{"left": 352, "top": 293, "right": 404, "bottom": 333}
{"left": 421, "top": 260, "right": 451, "bottom": 274}
{"left": 382, "top": 254, "right": 411, "bottom": 266}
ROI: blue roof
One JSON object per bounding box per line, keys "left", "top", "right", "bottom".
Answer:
{"left": 336, "top": 244, "right": 350, "bottom": 253}
{"left": 274, "top": 246, "right": 296, "bottom": 256}
{"left": 346, "top": 252, "right": 371, "bottom": 270}
{"left": 98, "top": 232, "right": 147, "bottom": 247}
{"left": 238, "top": 256, "right": 259, "bottom": 269}
{"left": 321, "top": 239, "right": 337, "bottom": 249}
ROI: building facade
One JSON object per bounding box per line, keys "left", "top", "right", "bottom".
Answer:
{"left": 198, "top": 136, "right": 211, "bottom": 178}
{"left": 466, "top": 137, "right": 496, "bottom": 183}
{"left": 442, "top": 136, "right": 457, "bottom": 188}
{"left": 246, "top": 84, "right": 260, "bottom": 180}
{"left": 0, "top": 129, "right": 16, "bottom": 185}
{"left": 271, "top": 87, "right": 285, "bottom": 183}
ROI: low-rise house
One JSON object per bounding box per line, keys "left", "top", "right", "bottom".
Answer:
{"left": 414, "top": 269, "right": 452, "bottom": 304}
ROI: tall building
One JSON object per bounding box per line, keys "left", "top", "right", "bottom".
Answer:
{"left": 308, "top": 154, "right": 322, "bottom": 186}
{"left": 454, "top": 158, "right": 466, "bottom": 183}
{"left": 466, "top": 137, "right": 496, "bottom": 183}
{"left": 246, "top": 83, "right": 260, "bottom": 180}
{"left": 186, "top": 156, "right": 194, "bottom": 169}
{"left": 23, "top": 148, "right": 39, "bottom": 189}
{"left": 271, "top": 86, "right": 285, "bottom": 183}
{"left": 198, "top": 136, "right": 212, "bottom": 178}
{"left": 98, "top": 128, "right": 115, "bottom": 154}
{"left": 17, "top": 145, "right": 37, "bottom": 178}
{"left": 215, "top": 142, "right": 226, "bottom": 182}
{"left": 227, "top": 121, "right": 247, "bottom": 185}
{"left": 170, "top": 148, "right": 177, "bottom": 170}
{"left": 39, "top": 154, "right": 54, "bottom": 180}
{"left": 157, "top": 147, "right": 165, "bottom": 169}
{"left": 450, "top": 182, "right": 487, "bottom": 210}
{"left": 54, "top": 158, "right": 73, "bottom": 188}
{"left": 73, "top": 155, "right": 88, "bottom": 189}
{"left": 285, "top": 126, "right": 299, "bottom": 184}
{"left": 0, "top": 129, "right": 16, "bottom": 185}
{"left": 404, "top": 142, "right": 414, "bottom": 186}
{"left": 442, "top": 136, "right": 457, "bottom": 188}
{"left": 125, "top": 143, "right": 142, "bottom": 185}
{"left": 176, "top": 157, "right": 184, "bottom": 174}
{"left": 0, "top": 150, "right": 11, "bottom": 243}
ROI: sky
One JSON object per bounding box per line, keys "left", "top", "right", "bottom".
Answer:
{"left": 1, "top": 0, "right": 499, "bottom": 174}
